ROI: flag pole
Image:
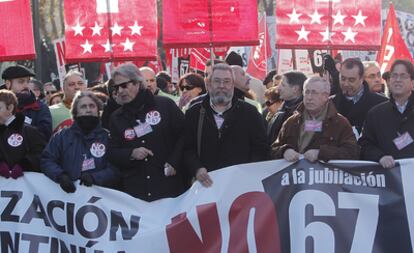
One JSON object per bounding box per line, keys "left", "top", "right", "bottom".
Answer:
{"left": 263, "top": 12, "right": 268, "bottom": 75}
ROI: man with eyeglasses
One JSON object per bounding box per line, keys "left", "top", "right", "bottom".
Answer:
{"left": 107, "top": 63, "right": 186, "bottom": 201}
{"left": 332, "top": 58, "right": 387, "bottom": 140}
{"left": 183, "top": 63, "right": 269, "bottom": 187}
{"left": 1, "top": 65, "right": 52, "bottom": 139}
{"left": 360, "top": 59, "right": 414, "bottom": 168}
{"left": 363, "top": 61, "right": 385, "bottom": 93}
{"left": 272, "top": 76, "right": 359, "bottom": 162}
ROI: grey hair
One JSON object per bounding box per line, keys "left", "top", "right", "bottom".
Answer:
{"left": 304, "top": 76, "right": 331, "bottom": 94}
{"left": 111, "top": 63, "right": 145, "bottom": 89}
{"left": 71, "top": 90, "right": 103, "bottom": 118}
{"left": 363, "top": 61, "right": 380, "bottom": 70}
{"left": 208, "top": 63, "right": 235, "bottom": 83}
{"left": 63, "top": 70, "right": 85, "bottom": 87}
{"left": 139, "top": 66, "right": 155, "bottom": 75}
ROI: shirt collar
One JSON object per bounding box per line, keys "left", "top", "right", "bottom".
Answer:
{"left": 4, "top": 115, "right": 16, "bottom": 126}
{"left": 395, "top": 100, "right": 409, "bottom": 114}
{"left": 210, "top": 99, "right": 232, "bottom": 115}
{"left": 345, "top": 86, "right": 364, "bottom": 104}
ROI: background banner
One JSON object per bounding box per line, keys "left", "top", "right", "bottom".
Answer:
{"left": 1, "top": 159, "right": 414, "bottom": 252}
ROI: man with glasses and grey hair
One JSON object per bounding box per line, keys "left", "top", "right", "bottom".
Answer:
{"left": 183, "top": 63, "right": 269, "bottom": 187}
{"left": 107, "top": 63, "right": 186, "bottom": 201}
{"left": 360, "top": 59, "right": 414, "bottom": 168}
{"left": 272, "top": 76, "right": 359, "bottom": 162}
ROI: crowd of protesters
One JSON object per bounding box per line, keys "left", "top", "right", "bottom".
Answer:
{"left": 0, "top": 51, "right": 413, "bottom": 202}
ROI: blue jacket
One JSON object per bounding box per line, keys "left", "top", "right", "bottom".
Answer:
{"left": 41, "top": 122, "right": 119, "bottom": 187}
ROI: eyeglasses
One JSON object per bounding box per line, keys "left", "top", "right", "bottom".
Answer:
{"left": 180, "top": 85, "right": 196, "bottom": 92}
{"left": 46, "top": 91, "right": 57, "bottom": 95}
{"left": 146, "top": 78, "right": 156, "bottom": 83}
{"left": 265, "top": 100, "right": 277, "bottom": 107}
{"left": 113, "top": 80, "right": 133, "bottom": 91}
{"left": 390, "top": 73, "right": 411, "bottom": 80}
{"left": 366, "top": 72, "right": 381, "bottom": 80}
{"left": 211, "top": 78, "right": 232, "bottom": 87}
{"left": 303, "top": 90, "right": 328, "bottom": 96}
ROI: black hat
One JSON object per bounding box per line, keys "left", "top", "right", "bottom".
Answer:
{"left": 2, "top": 65, "right": 35, "bottom": 80}
{"left": 225, "top": 51, "right": 243, "bottom": 67}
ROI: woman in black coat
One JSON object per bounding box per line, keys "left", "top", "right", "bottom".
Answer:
{"left": 0, "top": 90, "right": 46, "bottom": 179}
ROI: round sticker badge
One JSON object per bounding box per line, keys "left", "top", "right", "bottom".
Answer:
{"left": 8, "top": 134, "right": 23, "bottom": 147}
{"left": 124, "top": 128, "right": 136, "bottom": 140}
{"left": 90, "top": 142, "right": 106, "bottom": 158}
{"left": 146, "top": 110, "right": 161, "bottom": 125}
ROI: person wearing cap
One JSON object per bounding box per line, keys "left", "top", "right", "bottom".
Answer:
{"left": 0, "top": 90, "right": 46, "bottom": 179}
{"left": 108, "top": 63, "right": 186, "bottom": 201}
{"left": 41, "top": 91, "right": 119, "bottom": 193}
{"left": 49, "top": 70, "right": 87, "bottom": 133}
{"left": 2, "top": 65, "right": 52, "bottom": 139}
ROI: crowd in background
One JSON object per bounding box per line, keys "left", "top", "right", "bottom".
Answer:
{"left": 0, "top": 51, "right": 413, "bottom": 202}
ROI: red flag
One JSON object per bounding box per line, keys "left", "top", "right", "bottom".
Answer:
{"left": 0, "top": 0, "right": 35, "bottom": 61}
{"left": 163, "top": 0, "right": 258, "bottom": 48}
{"left": 246, "top": 15, "right": 271, "bottom": 80}
{"left": 64, "top": 0, "right": 157, "bottom": 62}
{"left": 377, "top": 4, "right": 414, "bottom": 73}
{"left": 276, "top": 0, "right": 381, "bottom": 50}
{"left": 190, "top": 48, "right": 211, "bottom": 72}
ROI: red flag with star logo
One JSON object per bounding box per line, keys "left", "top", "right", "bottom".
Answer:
{"left": 377, "top": 4, "right": 414, "bottom": 73}
{"left": 0, "top": 0, "right": 35, "bottom": 61}
{"left": 163, "top": 0, "right": 259, "bottom": 48}
{"left": 64, "top": 0, "right": 157, "bottom": 62}
{"left": 276, "top": 0, "right": 381, "bottom": 50}
{"left": 246, "top": 15, "right": 272, "bottom": 80}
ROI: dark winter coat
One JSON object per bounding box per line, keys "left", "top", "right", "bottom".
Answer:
{"left": 359, "top": 94, "right": 414, "bottom": 161}
{"left": 271, "top": 101, "right": 359, "bottom": 161}
{"left": 184, "top": 94, "right": 270, "bottom": 175}
{"left": 41, "top": 122, "right": 119, "bottom": 187}
{"left": 331, "top": 83, "right": 387, "bottom": 134}
{"left": 267, "top": 96, "right": 303, "bottom": 144}
{"left": 17, "top": 91, "right": 52, "bottom": 139}
{"left": 108, "top": 89, "right": 186, "bottom": 201}
{"left": 0, "top": 113, "right": 46, "bottom": 171}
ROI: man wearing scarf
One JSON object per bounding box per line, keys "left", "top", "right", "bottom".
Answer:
{"left": 2, "top": 65, "right": 52, "bottom": 139}
{"left": 272, "top": 76, "right": 359, "bottom": 162}
{"left": 108, "top": 63, "right": 186, "bottom": 201}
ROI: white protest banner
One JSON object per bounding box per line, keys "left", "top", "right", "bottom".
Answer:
{"left": 1, "top": 158, "right": 414, "bottom": 252}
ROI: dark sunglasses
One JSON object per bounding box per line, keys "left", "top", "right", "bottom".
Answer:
{"left": 180, "top": 85, "right": 196, "bottom": 92}
{"left": 265, "top": 100, "right": 277, "bottom": 107}
{"left": 46, "top": 91, "right": 57, "bottom": 95}
{"left": 113, "top": 80, "right": 134, "bottom": 91}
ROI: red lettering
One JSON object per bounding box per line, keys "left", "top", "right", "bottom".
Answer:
{"left": 228, "top": 192, "right": 281, "bottom": 253}
{"left": 166, "top": 203, "right": 222, "bottom": 253}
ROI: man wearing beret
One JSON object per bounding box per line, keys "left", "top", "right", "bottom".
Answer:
{"left": 2, "top": 65, "right": 52, "bottom": 139}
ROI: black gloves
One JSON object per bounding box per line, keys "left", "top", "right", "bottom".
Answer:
{"left": 57, "top": 173, "right": 76, "bottom": 193}
{"left": 323, "top": 54, "right": 341, "bottom": 95}
{"left": 80, "top": 173, "right": 95, "bottom": 187}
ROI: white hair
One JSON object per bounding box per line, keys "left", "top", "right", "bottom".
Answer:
{"left": 303, "top": 76, "right": 331, "bottom": 94}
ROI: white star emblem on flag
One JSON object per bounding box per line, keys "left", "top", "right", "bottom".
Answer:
{"left": 332, "top": 10, "right": 346, "bottom": 26}
{"left": 101, "top": 39, "right": 115, "bottom": 53}
{"left": 80, "top": 40, "right": 93, "bottom": 54}
{"left": 72, "top": 21, "right": 85, "bottom": 36}
{"left": 90, "top": 22, "right": 103, "bottom": 36}
{"left": 295, "top": 26, "right": 310, "bottom": 42}
{"left": 352, "top": 10, "right": 368, "bottom": 27}
{"left": 287, "top": 8, "right": 302, "bottom": 24}
{"left": 129, "top": 21, "right": 143, "bottom": 36}
{"left": 342, "top": 27, "right": 358, "bottom": 43}
{"left": 110, "top": 22, "right": 123, "bottom": 36}
{"left": 320, "top": 27, "right": 335, "bottom": 42}
{"left": 309, "top": 10, "right": 323, "bottom": 24}
{"left": 121, "top": 38, "right": 135, "bottom": 51}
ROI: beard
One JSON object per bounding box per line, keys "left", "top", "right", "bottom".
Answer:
{"left": 211, "top": 89, "right": 233, "bottom": 106}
